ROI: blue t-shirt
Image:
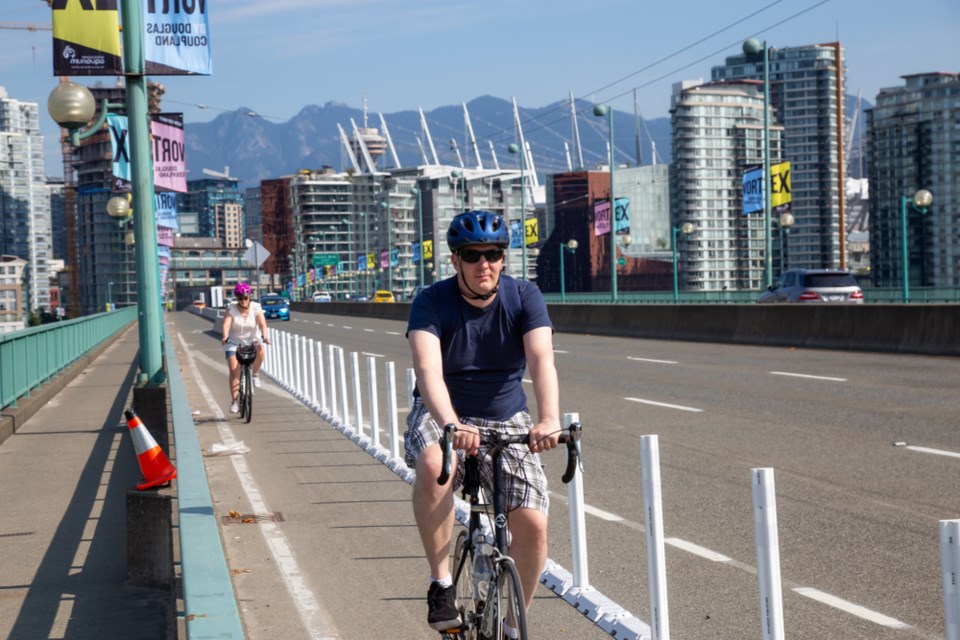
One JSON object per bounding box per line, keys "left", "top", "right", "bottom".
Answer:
{"left": 406, "top": 275, "right": 553, "bottom": 420}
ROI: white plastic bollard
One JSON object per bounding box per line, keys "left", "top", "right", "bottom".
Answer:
{"left": 406, "top": 367, "right": 416, "bottom": 409}
{"left": 564, "top": 412, "right": 589, "bottom": 588}
{"left": 300, "top": 334, "right": 309, "bottom": 398}
{"left": 337, "top": 347, "right": 349, "bottom": 426}
{"left": 291, "top": 335, "right": 299, "bottom": 395}
{"left": 366, "top": 356, "right": 380, "bottom": 447}
{"left": 308, "top": 338, "right": 317, "bottom": 407}
{"left": 640, "top": 434, "right": 670, "bottom": 640}
{"left": 327, "top": 344, "right": 338, "bottom": 419}
{"left": 315, "top": 340, "right": 327, "bottom": 411}
{"left": 283, "top": 332, "right": 292, "bottom": 388}
{"left": 941, "top": 519, "right": 960, "bottom": 640}
{"left": 752, "top": 467, "right": 785, "bottom": 640}
{"left": 350, "top": 351, "right": 363, "bottom": 434}
{"left": 386, "top": 362, "right": 400, "bottom": 460}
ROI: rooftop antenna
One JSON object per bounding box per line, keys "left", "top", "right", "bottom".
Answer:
{"left": 633, "top": 89, "right": 643, "bottom": 166}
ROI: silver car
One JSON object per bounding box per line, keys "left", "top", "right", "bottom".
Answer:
{"left": 757, "top": 269, "right": 864, "bottom": 303}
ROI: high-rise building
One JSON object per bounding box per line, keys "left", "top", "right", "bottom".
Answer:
{"left": 670, "top": 80, "right": 784, "bottom": 291}
{"left": 866, "top": 72, "right": 960, "bottom": 289}
{"left": 244, "top": 186, "right": 262, "bottom": 243}
{"left": 178, "top": 178, "right": 243, "bottom": 238}
{"left": 215, "top": 201, "right": 243, "bottom": 248}
{"left": 712, "top": 42, "right": 846, "bottom": 272}
{"left": 0, "top": 87, "right": 52, "bottom": 314}
{"left": 0, "top": 255, "right": 27, "bottom": 332}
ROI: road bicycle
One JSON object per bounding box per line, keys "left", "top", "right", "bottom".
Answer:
{"left": 437, "top": 421, "right": 583, "bottom": 640}
{"left": 235, "top": 342, "right": 258, "bottom": 423}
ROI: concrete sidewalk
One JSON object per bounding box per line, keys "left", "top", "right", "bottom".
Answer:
{"left": 0, "top": 326, "right": 173, "bottom": 640}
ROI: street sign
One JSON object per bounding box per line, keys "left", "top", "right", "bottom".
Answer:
{"left": 617, "top": 256, "right": 626, "bottom": 266}
{"left": 313, "top": 252, "right": 338, "bottom": 267}
{"left": 243, "top": 240, "right": 270, "bottom": 267}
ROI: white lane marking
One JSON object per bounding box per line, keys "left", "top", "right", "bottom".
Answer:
{"left": 905, "top": 445, "right": 960, "bottom": 459}
{"left": 385, "top": 331, "right": 402, "bottom": 336}
{"left": 628, "top": 356, "right": 678, "bottom": 364}
{"left": 176, "top": 333, "right": 339, "bottom": 639}
{"left": 625, "top": 397, "right": 703, "bottom": 413}
{"left": 313, "top": 321, "right": 323, "bottom": 325}
{"left": 554, "top": 349, "right": 569, "bottom": 354}
{"left": 341, "top": 325, "right": 352, "bottom": 330}
{"left": 792, "top": 588, "right": 912, "bottom": 629}
{"left": 665, "top": 538, "right": 732, "bottom": 562}
{"left": 770, "top": 371, "right": 847, "bottom": 382}
{"left": 549, "top": 492, "right": 622, "bottom": 522}
{"left": 361, "top": 352, "right": 384, "bottom": 358}
{"left": 326, "top": 323, "right": 336, "bottom": 327}
{"left": 363, "top": 328, "right": 375, "bottom": 333}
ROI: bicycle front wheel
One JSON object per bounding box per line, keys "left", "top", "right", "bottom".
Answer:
{"left": 452, "top": 530, "right": 478, "bottom": 638}
{"left": 487, "top": 557, "right": 527, "bottom": 640}
{"left": 243, "top": 366, "right": 253, "bottom": 423}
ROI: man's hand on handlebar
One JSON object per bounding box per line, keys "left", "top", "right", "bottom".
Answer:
{"left": 452, "top": 422, "right": 480, "bottom": 457}
{"left": 528, "top": 419, "right": 561, "bottom": 454}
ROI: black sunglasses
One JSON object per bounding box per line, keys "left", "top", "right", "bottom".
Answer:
{"left": 237, "top": 294, "right": 250, "bottom": 300}
{"left": 458, "top": 248, "right": 504, "bottom": 264}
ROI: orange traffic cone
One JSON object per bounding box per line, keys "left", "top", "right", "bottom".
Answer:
{"left": 124, "top": 408, "right": 177, "bottom": 490}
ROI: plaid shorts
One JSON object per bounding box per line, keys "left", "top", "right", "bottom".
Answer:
{"left": 404, "top": 400, "right": 550, "bottom": 514}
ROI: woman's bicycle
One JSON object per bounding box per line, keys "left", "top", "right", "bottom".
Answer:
{"left": 436, "top": 421, "right": 583, "bottom": 640}
{"left": 235, "top": 341, "right": 258, "bottom": 423}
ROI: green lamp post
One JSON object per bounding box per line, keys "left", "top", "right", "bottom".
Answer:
{"left": 900, "top": 189, "right": 933, "bottom": 302}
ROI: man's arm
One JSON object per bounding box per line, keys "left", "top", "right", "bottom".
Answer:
{"left": 523, "top": 326, "right": 561, "bottom": 452}
{"left": 408, "top": 329, "right": 479, "bottom": 455}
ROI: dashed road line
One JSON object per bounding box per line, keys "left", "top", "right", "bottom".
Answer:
{"left": 770, "top": 371, "right": 847, "bottom": 382}
{"left": 903, "top": 444, "right": 960, "bottom": 459}
{"left": 628, "top": 356, "right": 678, "bottom": 364}
{"left": 792, "top": 588, "right": 911, "bottom": 629}
{"left": 624, "top": 397, "right": 703, "bottom": 412}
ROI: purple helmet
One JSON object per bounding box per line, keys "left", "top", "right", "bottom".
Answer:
{"left": 234, "top": 282, "right": 252, "bottom": 297}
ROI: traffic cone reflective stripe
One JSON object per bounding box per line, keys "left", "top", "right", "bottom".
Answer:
{"left": 124, "top": 408, "right": 176, "bottom": 490}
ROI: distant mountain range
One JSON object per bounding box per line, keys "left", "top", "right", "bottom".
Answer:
{"left": 183, "top": 94, "right": 870, "bottom": 187}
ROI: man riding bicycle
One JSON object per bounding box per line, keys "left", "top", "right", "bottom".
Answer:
{"left": 221, "top": 282, "right": 270, "bottom": 414}
{"left": 405, "top": 210, "right": 561, "bottom": 636}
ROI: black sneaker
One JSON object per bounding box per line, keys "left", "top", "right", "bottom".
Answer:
{"left": 427, "top": 581, "right": 461, "bottom": 631}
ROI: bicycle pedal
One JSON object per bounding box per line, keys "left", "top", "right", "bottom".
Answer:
{"left": 438, "top": 631, "right": 464, "bottom": 639}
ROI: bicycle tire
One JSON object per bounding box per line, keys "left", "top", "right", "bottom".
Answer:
{"left": 237, "top": 368, "right": 246, "bottom": 419}
{"left": 485, "top": 557, "right": 527, "bottom": 640}
{"left": 452, "top": 530, "right": 478, "bottom": 639}
{"left": 243, "top": 366, "right": 253, "bottom": 423}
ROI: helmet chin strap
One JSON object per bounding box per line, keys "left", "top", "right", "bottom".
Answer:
{"left": 458, "top": 269, "right": 500, "bottom": 301}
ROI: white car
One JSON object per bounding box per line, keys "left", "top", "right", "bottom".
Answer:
{"left": 312, "top": 291, "right": 332, "bottom": 303}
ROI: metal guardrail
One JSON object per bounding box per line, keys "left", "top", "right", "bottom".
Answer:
{"left": 542, "top": 286, "right": 960, "bottom": 304}
{"left": 0, "top": 307, "right": 138, "bottom": 410}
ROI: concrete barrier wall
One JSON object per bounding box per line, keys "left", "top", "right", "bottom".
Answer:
{"left": 289, "top": 301, "right": 960, "bottom": 357}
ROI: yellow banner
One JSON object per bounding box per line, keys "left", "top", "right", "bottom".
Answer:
{"left": 771, "top": 162, "right": 792, "bottom": 208}
{"left": 52, "top": 0, "right": 122, "bottom": 76}
{"left": 524, "top": 217, "right": 538, "bottom": 247}
{"left": 423, "top": 240, "right": 434, "bottom": 261}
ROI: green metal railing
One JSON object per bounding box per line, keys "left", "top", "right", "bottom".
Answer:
{"left": 0, "top": 307, "right": 137, "bottom": 410}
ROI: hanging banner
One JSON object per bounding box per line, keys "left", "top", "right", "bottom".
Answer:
{"left": 771, "top": 161, "right": 792, "bottom": 208}
{"left": 107, "top": 114, "right": 132, "bottom": 191}
{"left": 356, "top": 255, "right": 366, "bottom": 272}
{"left": 52, "top": 0, "right": 123, "bottom": 76}
{"left": 367, "top": 253, "right": 376, "bottom": 270}
{"left": 156, "top": 227, "right": 175, "bottom": 247}
{"left": 380, "top": 250, "right": 389, "bottom": 269}
{"left": 390, "top": 247, "right": 400, "bottom": 268}
{"left": 143, "top": 0, "right": 213, "bottom": 75}
{"left": 742, "top": 166, "right": 763, "bottom": 215}
{"left": 151, "top": 113, "right": 187, "bottom": 192}
{"left": 412, "top": 242, "right": 421, "bottom": 264}
{"left": 510, "top": 221, "right": 523, "bottom": 249}
{"left": 423, "top": 240, "right": 433, "bottom": 261}
{"left": 524, "top": 217, "right": 538, "bottom": 247}
{"left": 154, "top": 192, "right": 179, "bottom": 230}
{"left": 594, "top": 198, "right": 629, "bottom": 236}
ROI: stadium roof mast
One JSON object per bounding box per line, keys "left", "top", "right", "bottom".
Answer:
{"left": 378, "top": 113, "right": 401, "bottom": 169}
{"left": 462, "top": 102, "right": 483, "bottom": 170}
{"left": 415, "top": 136, "right": 430, "bottom": 166}
{"left": 337, "top": 123, "right": 361, "bottom": 173}
{"left": 349, "top": 118, "right": 378, "bottom": 174}
{"left": 511, "top": 97, "right": 539, "bottom": 188}
{"left": 488, "top": 141, "right": 501, "bottom": 170}
{"left": 569, "top": 91, "right": 584, "bottom": 170}
{"left": 418, "top": 108, "right": 440, "bottom": 165}
{"left": 449, "top": 139, "right": 465, "bottom": 168}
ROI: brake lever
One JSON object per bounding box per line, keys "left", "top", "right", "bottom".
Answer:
{"left": 561, "top": 422, "right": 583, "bottom": 484}
{"left": 437, "top": 423, "right": 456, "bottom": 486}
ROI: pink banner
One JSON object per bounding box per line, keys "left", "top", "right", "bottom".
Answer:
{"left": 380, "top": 251, "right": 389, "bottom": 268}
{"left": 157, "top": 226, "right": 175, "bottom": 247}
{"left": 594, "top": 200, "right": 611, "bottom": 236}
{"left": 151, "top": 114, "right": 187, "bottom": 193}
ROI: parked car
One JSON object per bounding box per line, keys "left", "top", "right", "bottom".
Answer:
{"left": 312, "top": 291, "right": 332, "bottom": 303}
{"left": 757, "top": 269, "right": 864, "bottom": 304}
{"left": 373, "top": 290, "right": 396, "bottom": 303}
{"left": 408, "top": 285, "right": 429, "bottom": 301}
{"left": 259, "top": 294, "right": 291, "bottom": 320}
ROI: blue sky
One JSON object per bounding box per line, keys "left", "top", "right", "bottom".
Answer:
{"left": 2, "top": 0, "right": 958, "bottom": 177}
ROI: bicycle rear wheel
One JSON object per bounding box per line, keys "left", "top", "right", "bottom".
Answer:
{"left": 486, "top": 557, "right": 527, "bottom": 640}
{"left": 243, "top": 366, "right": 253, "bottom": 423}
{"left": 452, "top": 530, "right": 478, "bottom": 638}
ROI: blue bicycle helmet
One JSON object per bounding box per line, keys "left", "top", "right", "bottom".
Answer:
{"left": 446, "top": 210, "right": 510, "bottom": 252}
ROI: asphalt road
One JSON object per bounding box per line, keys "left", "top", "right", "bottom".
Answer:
{"left": 171, "top": 308, "right": 958, "bottom": 639}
